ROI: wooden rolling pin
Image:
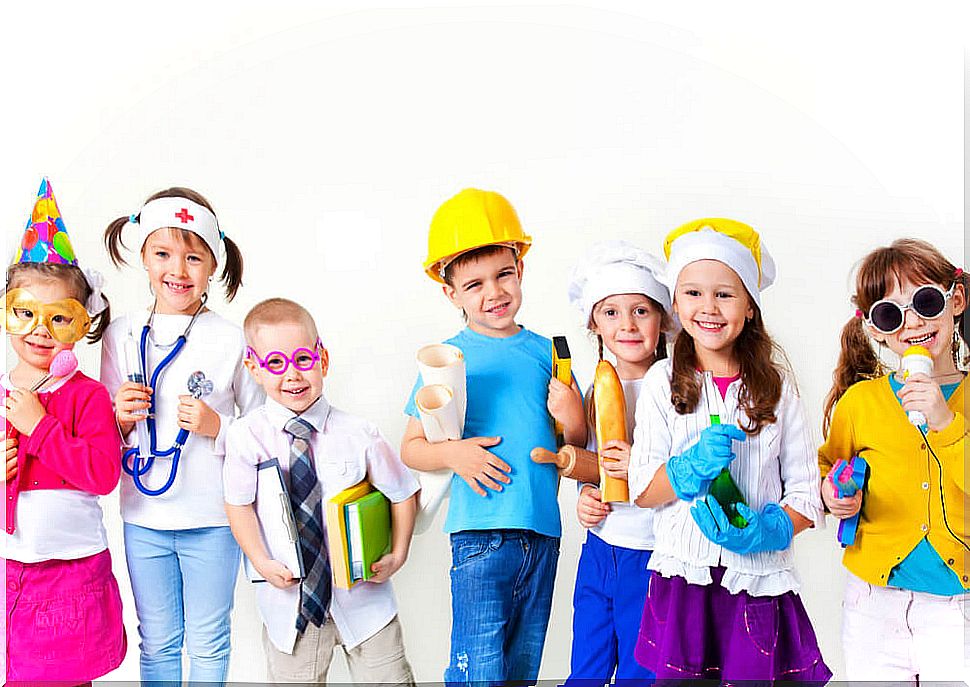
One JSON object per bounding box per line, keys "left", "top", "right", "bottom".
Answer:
{"left": 530, "top": 445, "right": 600, "bottom": 484}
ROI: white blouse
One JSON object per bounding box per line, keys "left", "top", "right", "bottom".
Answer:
{"left": 628, "top": 358, "right": 822, "bottom": 596}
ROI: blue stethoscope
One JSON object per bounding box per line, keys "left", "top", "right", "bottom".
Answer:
{"left": 122, "top": 297, "right": 208, "bottom": 496}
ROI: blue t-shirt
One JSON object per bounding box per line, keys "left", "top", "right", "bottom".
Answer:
{"left": 886, "top": 377, "right": 965, "bottom": 595}
{"left": 405, "top": 326, "right": 561, "bottom": 537}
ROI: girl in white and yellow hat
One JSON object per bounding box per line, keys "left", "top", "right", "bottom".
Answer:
{"left": 628, "top": 219, "right": 831, "bottom": 682}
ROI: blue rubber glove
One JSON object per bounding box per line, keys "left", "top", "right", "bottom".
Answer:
{"left": 690, "top": 497, "right": 794, "bottom": 554}
{"left": 666, "top": 424, "right": 747, "bottom": 500}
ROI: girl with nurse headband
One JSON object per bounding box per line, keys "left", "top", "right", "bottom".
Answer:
{"left": 99, "top": 187, "right": 262, "bottom": 684}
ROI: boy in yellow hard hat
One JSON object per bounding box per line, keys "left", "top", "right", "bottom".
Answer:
{"left": 402, "top": 188, "right": 586, "bottom": 685}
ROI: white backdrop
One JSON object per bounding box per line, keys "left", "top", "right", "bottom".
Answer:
{"left": 2, "top": 2, "right": 966, "bottom": 682}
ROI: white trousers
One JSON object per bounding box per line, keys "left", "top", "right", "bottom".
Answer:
{"left": 842, "top": 572, "right": 969, "bottom": 684}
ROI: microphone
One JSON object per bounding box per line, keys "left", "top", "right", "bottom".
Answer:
{"left": 900, "top": 345, "right": 933, "bottom": 426}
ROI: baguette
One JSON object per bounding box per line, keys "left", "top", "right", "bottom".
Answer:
{"left": 594, "top": 359, "right": 629, "bottom": 502}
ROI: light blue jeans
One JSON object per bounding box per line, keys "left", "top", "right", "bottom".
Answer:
{"left": 445, "top": 529, "right": 559, "bottom": 686}
{"left": 124, "top": 523, "right": 241, "bottom": 683}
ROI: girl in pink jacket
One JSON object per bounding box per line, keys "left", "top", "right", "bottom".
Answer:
{"left": 3, "top": 179, "right": 126, "bottom": 683}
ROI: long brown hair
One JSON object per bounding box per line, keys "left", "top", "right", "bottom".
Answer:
{"left": 5, "top": 262, "right": 111, "bottom": 342}
{"left": 822, "top": 238, "right": 968, "bottom": 436}
{"left": 103, "top": 187, "right": 244, "bottom": 301}
{"left": 670, "top": 306, "right": 785, "bottom": 435}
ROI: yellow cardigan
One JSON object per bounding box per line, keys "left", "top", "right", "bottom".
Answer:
{"left": 819, "top": 375, "right": 968, "bottom": 586}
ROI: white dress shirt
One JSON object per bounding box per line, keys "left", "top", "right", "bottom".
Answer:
{"left": 224, "top": 395, "right": 419, "bottom": 653}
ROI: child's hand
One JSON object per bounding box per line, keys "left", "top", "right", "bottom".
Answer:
{"left": 115, "top": 382, "right": 152, "bottom": 424}
{"left": 255, "top": 558, "right": 299, "bottom": 590}
{"left": 4, "top": 436, "right": 18, "bottom": 482}
{"left": 4, "top": 389, "right": 46, "bottom": 436}
{"left": 446, "top": 436, "right": 511, "bottom": 496}
{"left": 577, "top": 484, "right": 610, "bottom": 528}
{"left": 369, "top": 550, "right": 407, "bottom": 583}
{"left": 177, "top": 396, "right": 221, "bottom": 438}
{"left": 821, "top": 476, "right": 863, "bottom": 518}
{"left": 898, "top": 373, "right": 954, "bottom": 432}
{"left": 600, "top": 439, "right": 631, "bottom": 480}
{"left": 547, "top": 377, "right": 584, "bottom": 431}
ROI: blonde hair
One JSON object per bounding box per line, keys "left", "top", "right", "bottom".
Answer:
{"left": 243, "top": 298, "right": 319, "bottom": 344}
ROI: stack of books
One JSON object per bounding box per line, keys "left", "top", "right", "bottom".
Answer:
{"left": 326, "top": 481, "right": 392, "bottom": 589}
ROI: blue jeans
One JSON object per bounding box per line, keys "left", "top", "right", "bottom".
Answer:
{"left": 124, "top": 523, "right": 241, "bottom": 683}
{"left": 445, "top": 529, "right": 560, "bottom": 686}
{"left": 566, "top": 531, "right": 654, "bottom": 687}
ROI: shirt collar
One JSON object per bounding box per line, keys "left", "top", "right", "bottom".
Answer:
{"left": 263, "top": 394, "right": 331, "bottom": 433}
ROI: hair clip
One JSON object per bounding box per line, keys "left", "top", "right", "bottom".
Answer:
{"left": 218, "top": 229, "right": 225, "bottom": 240}
{"left": 854, "top": 309, "right": 864, "bottom": 319}
{"left": 956, "top": 268, "right": 964, "bottom": 278}
{"left": 129, "top": 213, "right": 139, "bottom": 224}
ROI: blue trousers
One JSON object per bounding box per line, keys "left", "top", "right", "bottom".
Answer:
{"left": 567, "top": 531, "right": 654, "bottom": 687}
{"left": 445, "top": 529, "right": 559, "bottom": 686}
{"left": 124, "top": 523, "right": 241, "bottom": 683}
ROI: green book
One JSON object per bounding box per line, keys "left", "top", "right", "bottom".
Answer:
{"left": 344, "top": 490, "right": 392, "bottom": 582}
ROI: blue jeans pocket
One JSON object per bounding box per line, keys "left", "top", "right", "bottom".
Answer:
{"left": 450, "top": 532, "right": 501, "bottom": 571}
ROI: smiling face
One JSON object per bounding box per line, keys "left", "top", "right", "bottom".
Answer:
{"left": 591, "top": 293, "right": 663, "bottom": 379}
{"left": 142, "top": 228, "right": 217, "bottom": 315}
{"left": 867, "top": 275, "right": 966, "bottom": 375}
{"left": 7, "top": 276, "right": 77, "bottom": 376}
{"left": 443, "top": 248, "right": 523, "bottom": 338}
{"left": 245, "top": 320, "right": 328, "bottom": 414}
{"left": 673, "top": 259, "right": 754, "bottom": 373}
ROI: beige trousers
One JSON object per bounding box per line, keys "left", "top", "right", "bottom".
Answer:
{"left": 263, "top": 614, "right": 415, "bottom": 685}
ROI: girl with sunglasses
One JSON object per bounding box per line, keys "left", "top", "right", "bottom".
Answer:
{"left": 820, "top": 238, "right": 968, "bottom": 683}
{"left": 100, "top": 187, "right": 263, "bottom": 683}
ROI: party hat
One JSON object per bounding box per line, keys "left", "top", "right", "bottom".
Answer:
{"left": 14, "top": 178, "right": 78, "bottom": 266}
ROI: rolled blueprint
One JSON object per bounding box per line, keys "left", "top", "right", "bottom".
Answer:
{"left": 416, "top": 384, "right": 462, "bottom": 443}
{"left": 416, "top": 343, "right": 466, "bottom": 430}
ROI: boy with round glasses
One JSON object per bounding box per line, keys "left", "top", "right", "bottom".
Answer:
{"left": 224, "top": 297, "right": 419, "bottom": 684}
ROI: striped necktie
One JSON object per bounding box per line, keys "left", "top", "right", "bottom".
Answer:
{"left": 283, "top": 417, "right": 331, "bottom": 631}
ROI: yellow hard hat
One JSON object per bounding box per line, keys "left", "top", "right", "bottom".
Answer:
{"left": 424, "top": 188, "right": 533, "bottom": 283}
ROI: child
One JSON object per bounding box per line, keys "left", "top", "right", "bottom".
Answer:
{"left": 3, "top": 179, "right": 126, "bottom": 682}
{"left": 100, "top": 187, "right": 263, "bottom": 682}
{"left": 224, "top": 298, "right": 419, "bottom": 684}
{"left": 819, "top": 238, "right": 968, "bottom": 683}
{"left": 629, "top": 218, "right": 831, "bottom": 682}
{"left": 401, "top": 188, "right": 586, "bottom": 685}
{"left": 563, "top": 240, "right": 674, "bottom": 686}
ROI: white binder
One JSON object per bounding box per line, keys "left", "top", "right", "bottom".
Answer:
{"left": 246, "top": 458, "right": 305, "bottom": 583}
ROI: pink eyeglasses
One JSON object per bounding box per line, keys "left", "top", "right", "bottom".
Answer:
{"left": 246, "top": 340, "right": 324, "bottom": 375}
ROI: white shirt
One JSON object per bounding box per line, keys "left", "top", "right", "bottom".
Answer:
{"left": 224, "top": 395, "right": 419, "bottom": 653}
{"left": 1, "top": 371, "right": 109, "bottom": 563}
{"left": 585, "top": 377, "right": 656, "bottom": 551}
{"left": 628, "top": 358, "right": 822, "bottom": 596}
{"left": 101, "top": 309, "right": 264, "bottom": 529}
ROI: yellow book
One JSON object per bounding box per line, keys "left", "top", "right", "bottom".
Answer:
{"left": 326, "top": 480, "right": 373, "bottom": 589}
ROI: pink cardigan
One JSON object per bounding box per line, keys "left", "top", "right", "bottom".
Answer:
{"left": 5, "top": 371, "right": 121, "bottom": 534}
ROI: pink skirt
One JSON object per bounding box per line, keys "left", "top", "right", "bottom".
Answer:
{"left": 6, "top": 548, "right": 127, "bottom": 682}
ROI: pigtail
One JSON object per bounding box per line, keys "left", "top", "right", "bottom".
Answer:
{"left": 219, "top": 235, "right": 244, "bottom": 302}
{"left": 822, "top": 316, "right": 883, "bottom": 436}
{"left": 87, "top": 296, "right": 111, "bottom": 343}
{"left": 103, "top": 216, "right": 132, "bottom": 268}
{"left": 955, "top": 270, "right": 969, "bottom": 368}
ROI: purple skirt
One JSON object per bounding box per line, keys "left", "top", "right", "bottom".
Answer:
{"left": 634, "top": 567, "right": 831, "bottom": 684}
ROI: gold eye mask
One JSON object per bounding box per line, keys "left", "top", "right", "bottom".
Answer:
{"left": 3, "top": 288, "right": 91, "bottom": 343}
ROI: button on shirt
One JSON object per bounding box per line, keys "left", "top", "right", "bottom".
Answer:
{"left": 224, "top": 395, "right": 419, "bottom": 654}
